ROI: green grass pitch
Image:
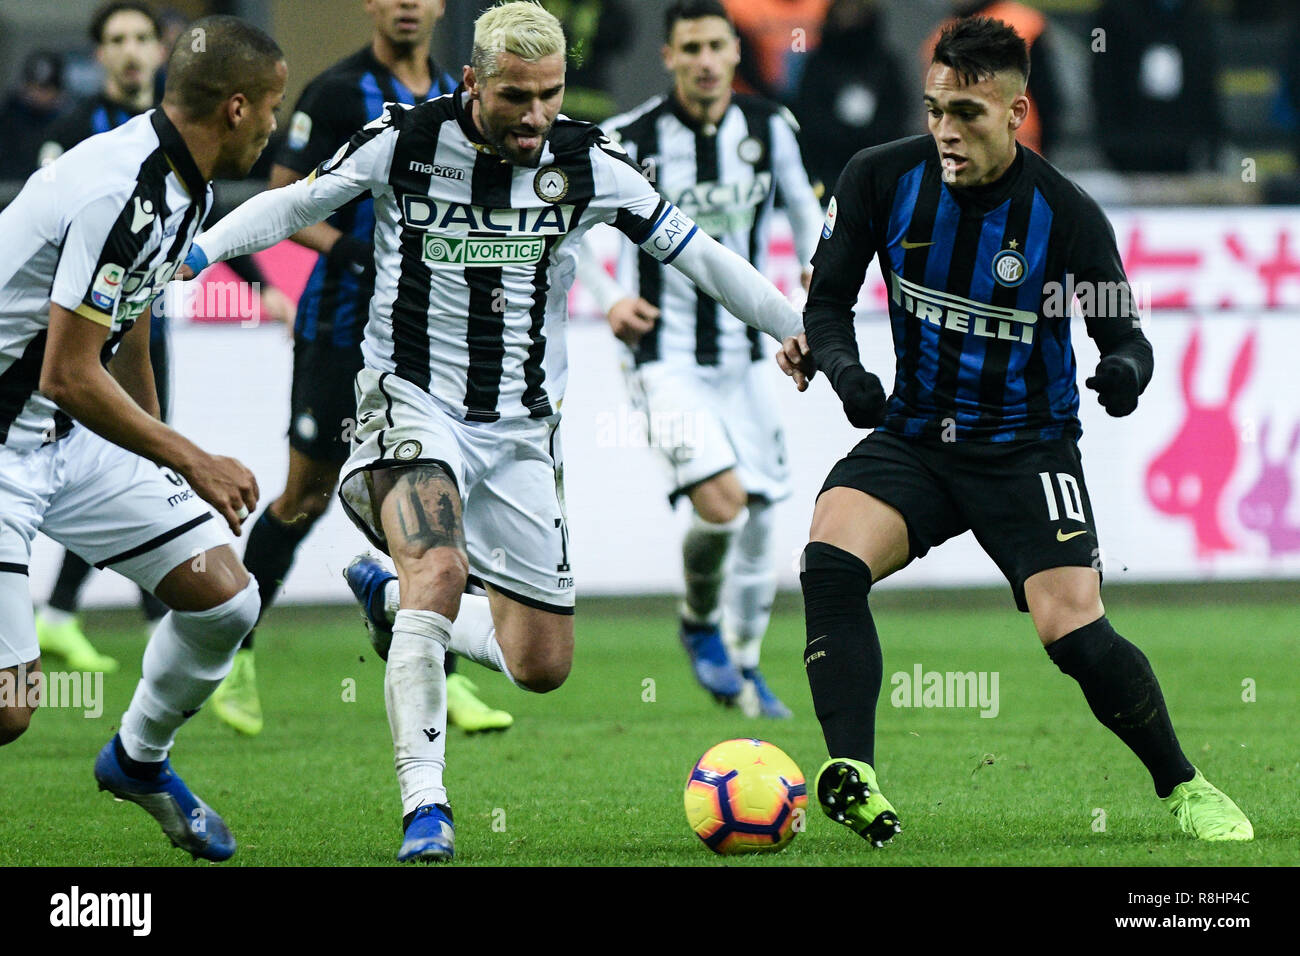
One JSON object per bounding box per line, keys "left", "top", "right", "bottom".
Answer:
{"left": 3, "top": 585, "right": 1296, "bottom": 866}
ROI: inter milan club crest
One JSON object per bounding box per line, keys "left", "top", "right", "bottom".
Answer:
{"left": 737, "top": 136, "right": 764, "bottom": 165}
{"left": 992, "top": 247, "right": 1027, "bottom": 287}
{"left": 533, "top": 166, "right": 569, "bottom": 203}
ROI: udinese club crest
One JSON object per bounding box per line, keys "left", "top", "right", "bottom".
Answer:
{"left": 533, "top": 166, "right": 570, "bottom": 203}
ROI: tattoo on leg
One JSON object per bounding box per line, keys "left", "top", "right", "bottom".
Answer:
{"left": 392, "top": 468, "right": 464, "bottom": 552}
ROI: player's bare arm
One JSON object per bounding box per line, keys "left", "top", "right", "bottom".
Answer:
{"left": 41, "top": 303, "right": 258, "bottom": 534}
{"left": 106, "top": 304, "right": 161, "bottom": 420}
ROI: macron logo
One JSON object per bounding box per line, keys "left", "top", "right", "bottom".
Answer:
{"left": 130, "top": 198, "right": 156, "bottom": 233}
{"left": 50, "top": 886, "right": 151, "bottom": 936}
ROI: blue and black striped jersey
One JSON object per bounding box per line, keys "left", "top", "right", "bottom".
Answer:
{"left": 806, "top": 135, "right": 1153, "bottom": 442}
{"left": 275, "top": 46, "right": 457, "bottom": 348}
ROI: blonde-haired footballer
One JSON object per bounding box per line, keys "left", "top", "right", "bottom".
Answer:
{"left": 185, "top": 0, "right": 815, "bottom": 861}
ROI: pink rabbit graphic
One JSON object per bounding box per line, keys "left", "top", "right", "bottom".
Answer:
{"left": 1145, "top": 327, "right": 1256, "bottom": 556}
{"left": 1237, "top": 418, "right": 1300, "bottom": 556}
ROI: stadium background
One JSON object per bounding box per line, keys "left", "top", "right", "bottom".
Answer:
{"left": 1, "top": 0, "right": 1296, "bottom": 606}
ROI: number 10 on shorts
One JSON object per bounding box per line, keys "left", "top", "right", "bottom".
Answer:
{"left": 1038, "top": 471, "right": 1085, "bottom": 522}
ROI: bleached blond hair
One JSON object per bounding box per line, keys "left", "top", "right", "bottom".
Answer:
{"left": 471, "top": 1, "right": 566, "bottom": 79}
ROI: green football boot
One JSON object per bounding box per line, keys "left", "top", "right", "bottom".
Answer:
{"left": 35, "top": 612, "right": 119, "bottom": 673}
{"left": 446, "top": 673, "right": 513, "bottom": 734}
{"left": 211, "top": 649, "right": 263, "bottom": 736}
{"left": 1162, "top": 768, "right": 1253, "bottom": 841}
{"left": 815, "top": 757, "right": 901, "bottom": 847}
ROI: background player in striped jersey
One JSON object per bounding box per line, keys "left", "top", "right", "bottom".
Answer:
{"left": 186, "top": 0, "right": 814, "bottom": 862}
{"left": 31, "top": 1, "right": 293, "bottom": 677}
{"left": 0, "top": 17, "right": 285, "bottom": 862}
{"left": 578, "top": 0, "right": 824, "bottom": 717}
{"left": 208, "top": 0, "right": 510, "bottom": 740}
{"left": 800, "top": 16, "right": 1252, "bottom": 846}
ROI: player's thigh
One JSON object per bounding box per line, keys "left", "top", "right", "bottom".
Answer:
{"left": 461, "top": 418, "right": 574, "bottom": 617}
{"left": 373, "top": 462, "right": 469, "bottom": 611}
{"left": 627, "top": 362, "right": 739, "bottom": 511}
{"left": 960, "top": 437, "right": 1103, "bottom": 618}
{"left": 719, "top": 360, "right": 791, "bottom": 505}
{"left": 1024, "top": 566, "right": 1105, "bottom": 645}
{"left": 0, "top": 658, "right": 40, "bottom": 743}
{"left": 687, "top": 470, "right": 747, "bottom": 524}
{"left": 486, "top": 584, "right": 573, "bottom": 692}
{"left": 152, "top": 545, "right": 251, "bottom": 612}
{"left": 287, "top": 334, "right": 365, "bottom": 468}
{"left": 41, "top": 428, "right": 232, "bottom": 604}
{"left": 814, "top": 431, "right": 965, "bottom": 583}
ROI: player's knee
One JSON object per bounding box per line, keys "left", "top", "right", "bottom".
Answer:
{"left": 401, "top": 549, "right": 469, "bottom": 611}
{"left": 0, "top": 705, "right": 33, "bottom": 745}
{"left": 692, "top": 481, "right": 747, "bottom": 525}
{"left": 275, "top": 490, "right": 332, "bottom": 526}
{"left": 511, "top": 654, "right": 571, "bottom": 693}
{"left": 177, "top": 579, "right": 261, "bottom": 648}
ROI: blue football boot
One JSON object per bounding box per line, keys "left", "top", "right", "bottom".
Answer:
{"left": 679, "top": 620, "right": 743, "bottom": 704}
{"left": 398, "top": 804, "right": 455, "bottom": 862}
{"left": 344, "top": 553, "right": 397, "bottom": 660}
{"left": 739, "top": 667, "right": 794, "bottom": 719}
{"left": 94, "top": 735, "right": 236, "bottom": 862}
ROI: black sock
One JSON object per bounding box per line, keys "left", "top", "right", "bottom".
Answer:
{"left": 800, "top": 542, "right": 881, "bottom": 765}
{"left": 241, "top": 507, "right": 313, "bottom": 648}
{"left": 445, "top": 652, "right": 458, "bottom": 675}
{"left": 1047, "top": 617, "right": 1195, "bottom": 797}
{"left": 114, "top": 735, "right": 163, "bottom": 780}
{"left": 48, "top": 551, "right": 94, "bottom": 613}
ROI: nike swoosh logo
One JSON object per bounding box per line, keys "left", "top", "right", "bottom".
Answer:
{"left": 900, "top": 238, "right": 935, "bottom": 249}
{"left": 1057, "top": 529, "right": 1087, "bottom": 542}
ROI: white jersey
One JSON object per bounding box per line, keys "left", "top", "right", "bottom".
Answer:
{"left": 602, "top": 93, "right": 823, "bottom": 368}
{"left": 0, "top": 110, "right": 208, "bottom": 450}
{"left": 199, "top": 90, "right": 706, "bottom": 423}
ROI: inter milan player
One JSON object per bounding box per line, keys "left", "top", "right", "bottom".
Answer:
{"left": 800, "top": 17, "right": 1252, "bottom": 845}
{"left": 33, "top": 1, "right": 290, "bottom": 675}
{"left": 0, "top": 16, "right": 283, "bottom": 861}
{"left": 579, "top": 0, "right": 824, "bottom": 717}
{"left": 212, "top": 0, "right": 510, "bottom": 738}
{"left": 186, "top": 1, "right": 814, "bottom": 861}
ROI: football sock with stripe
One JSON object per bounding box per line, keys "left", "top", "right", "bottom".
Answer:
{"left": 800, "top": 542, "right": 881, "bottom": 764}
{"left": 1047, "top": 616, "right": 1195, "bottom": 797}
{"left": 387, "top": 609, "right": 451, "bottom": 817}
{"left": 723, "top": 501, "right": 777, "bottom": 670}
{"left": 239, "top": 507, "right": 313, "bottom": 649}
{"left": 681, "top": 508, "right": 747, "bottom": 626}
{"left": 119, "top": 580, "right": 260, "bottom": 762}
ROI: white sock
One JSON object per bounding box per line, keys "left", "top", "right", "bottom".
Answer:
{"left": 681, "top": 508, "right": 747, "bottom": 626}
{"left": 447, "top": 592, "right": 519, "bottom": 687}
{"left": 724, "top": 502, "right": 777, "bottom": 671}
{"left": 119, "top": 580, "right": 260, "bottom": 763}
{"left": 386, "top": 609, "right": 452, "bottom": 818}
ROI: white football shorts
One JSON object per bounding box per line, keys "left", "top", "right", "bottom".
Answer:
{"left": 339, "top": 369, "right": 574, "bottom": 614}
{"left": 0, "top": 426, "right": 230, "bottom": 669}
{"left": 624, "top": 358, "right": 790, "bottom": 506}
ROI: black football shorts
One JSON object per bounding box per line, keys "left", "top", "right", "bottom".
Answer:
{"left": 821, "top": 430, "right": 1101, "bottom": 611}
{"left": 288, "top": 334, "right": 366, "bottom": 465}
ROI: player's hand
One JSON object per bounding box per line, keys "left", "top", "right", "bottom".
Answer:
{"left": 181, "top": 452, "right": 260, "bottom": 536}
{"left": 800, "top": 268, "right": 813, "bottom": 293}
{"left": 776, "top": 333, "right": 816, "bottom": 391}
{"left": 606, "top": 296, "right": 659, "bottom": 346}
{"left": 258, "top": 285, "right": 296, "bottom": 334}
{"left": 1085, "top": 355, "right": 1141, "bottom": 417}
{"left": 327, "top": 234, "right": 376, "bottom": 282}
{"left": 836, "top": 365, "right": 887, "bottom": 428}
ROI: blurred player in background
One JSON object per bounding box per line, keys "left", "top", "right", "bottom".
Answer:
{"left": 32, "top": 1, "right": 291, "bottom": 675}
{"left": 186, "top": 0, "right": 813, "bottom": 861}
{"left": 0, "top": 16, "right": 283, "bottom": 862}
{"left": 800, "top": 16, "right": 1252, "bottom": 846}
{"left": 578, "top": 0, "right": 824, "bottom": 716}
{"left": 210, "top": 0, "right": 512, "bottom": 738}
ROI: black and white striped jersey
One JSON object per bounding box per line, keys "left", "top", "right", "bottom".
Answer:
{"left": 0, "top": 110, "right": 209, "bottom": 449}
{"left": 197, "top": 88, "right": 712, "bottom": 423}
{"left": 602, "top": 92, "right": 823, "bottom": 367}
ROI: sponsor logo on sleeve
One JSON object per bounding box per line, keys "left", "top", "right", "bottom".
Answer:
{"left": 288, "top": 111, "right": 312, "bottom": 150}
{"left": 90, "top": 263, "right": 125, "bottom": 311}
{"left": 130, "top": 197, "right": 156, "bottom": 233}
{"left": 822, "top": 196, "right": 837, "bottom": 239}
